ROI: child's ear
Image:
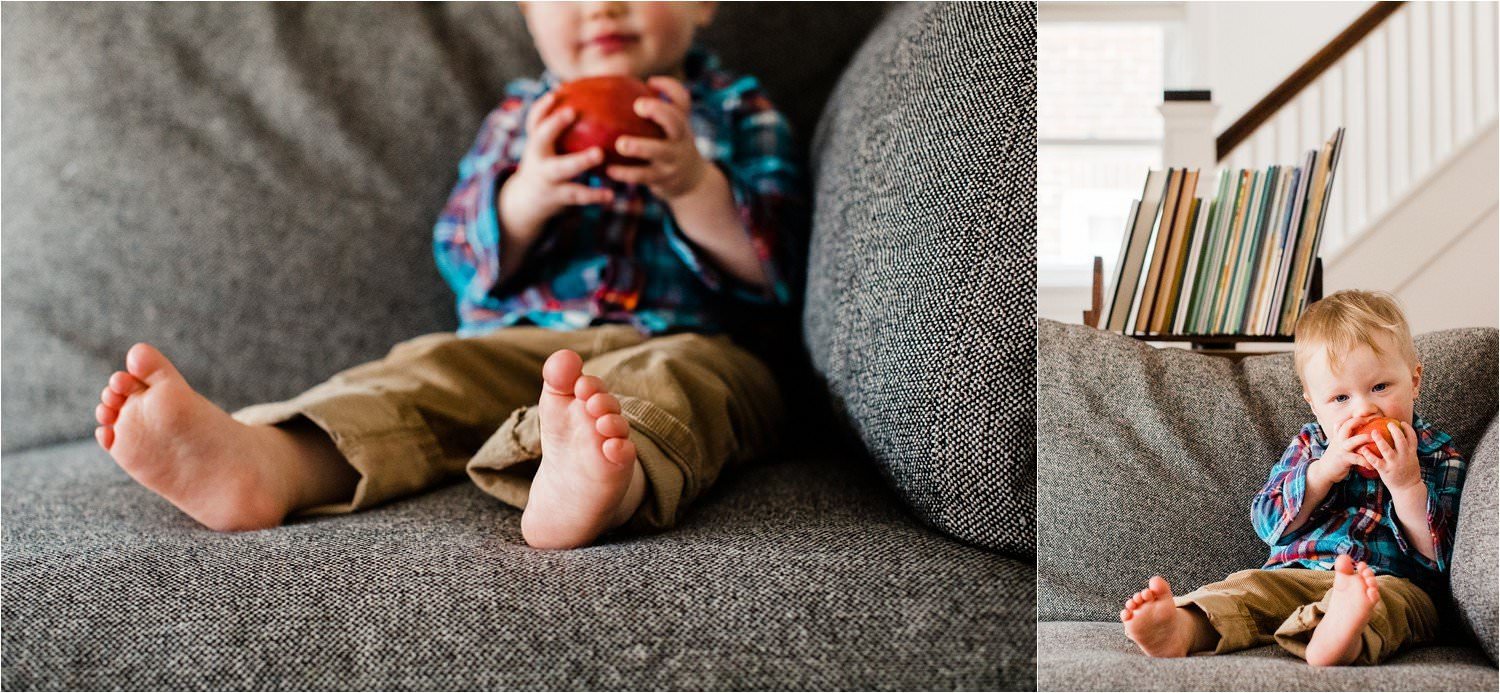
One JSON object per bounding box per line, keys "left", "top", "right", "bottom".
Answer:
{"left": 1302, "top": 390, "right": 1312, "bottom": 406}
{"left": 1411, "top": 362, "right": 1423, "bottom": 400}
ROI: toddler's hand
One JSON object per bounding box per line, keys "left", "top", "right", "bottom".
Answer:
{"left": 604, "top": 76, "right": 710, "bottom": 201}
{"left": 1311, "top": 417, "right": 1375, "bottom": 485}
{"left": 500, "top": 92, "right": 616, "bottom": 237}
{"left": 1360, "top": 419, "right": 1423, "bottom": 492}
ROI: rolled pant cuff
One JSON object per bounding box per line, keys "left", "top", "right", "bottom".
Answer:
{"left": 233, "top": 385, "right": 448, "bottom": 515}
{"left": 618, "top": 394, "right": 700, "bottom": 533}
{"left": 1175, "top": 591, "right": 1260, "bottom": 654}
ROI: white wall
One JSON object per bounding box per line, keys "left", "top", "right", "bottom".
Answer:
{"left": 1325, "top": 124, "right": 1500, "bottom": 335}
{"left": 1181, "top": 2, "right": 1369, "bottom": 132}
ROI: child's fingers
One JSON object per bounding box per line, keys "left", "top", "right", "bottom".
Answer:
{"left": 527, "top": 107, "right": 577, "bottom": 157}
{"left": 1338, "top": 433, "right": 1371, "bottom": 453}
{"left": 604, "top": 164, "right": 657, "bottom": 186}
{"left": 1398, "top": 421, "right": 1417, "bottom": 449}
{"left": 615, "top": 135, "right": 669, "bottom": 162}
{"left": 541, "top": 147, "right": 604, "bottom": 182}
{"left": 646, "top": 75, "right": 692, "bottom": 111}
{"left": 633, "top": 98, "right": 687, "bottom": 140}
{"left": 1358, "top": 448, "right": 1381, "bottom": 471}
{"left": 1372, "top": 430, "right": 1396, "bottom": 459}
{"left": 553, "top": 183, "right": 613, "bottom": 207}
{"left": 524, "top": 92, "right": 558, "bottom": 133}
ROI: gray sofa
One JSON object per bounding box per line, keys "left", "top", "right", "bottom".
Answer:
{"left": 1037, "top": 319, "right": 1498, "bottom": 691}
{"left": 2, "top": 3, "right": 1036, "bottom": 690}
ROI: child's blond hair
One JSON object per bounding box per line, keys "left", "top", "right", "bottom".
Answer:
{"left": 1293, "top": 290, "right": 1418, "bottom": 379}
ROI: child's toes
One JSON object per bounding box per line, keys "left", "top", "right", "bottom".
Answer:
{"left": 125, "top": 342, "right": 180, "bottom": 385}
{"left": 96, "top": 425, "right": 114, "bottom": 451}
{"left": 602, "top": 437, "right": 636, "bottom": 466}
{"left": 585, "top": 391, "right": 621, "bottom": 417}
{"left": 574, "top": 374, "right": 605, "bottom": 401}
{"left": 101, "top": 386, "right": 126, "bottom": 409}
{"left": 595, "top": 413, "right": 630, "bottom": 438}
{"left": 96, "top": 403, "right": 118, "bottom": 426}
{"left": 108, "top": 371, "right": 145, "bottom": 396}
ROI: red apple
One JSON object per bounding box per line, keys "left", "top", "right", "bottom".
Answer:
{"left": 1351, "top": 416, "right": 1401, "bottom": 479}
{"left": 551, "top": 76, "right": 665, "bottom": 167}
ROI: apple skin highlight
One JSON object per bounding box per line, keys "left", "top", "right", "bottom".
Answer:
{"left": 553, "top": 76, "right": 666, "bottom": 167}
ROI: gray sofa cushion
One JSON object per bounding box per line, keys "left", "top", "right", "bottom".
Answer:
{"left": 1452, "top": 420, "right": 1499, "bottom": 662}
{"left": 1, "top": 439, "right": 1035, "bottom": 690}
{"left": 1037, "top": 320, "right": 1498, "bottom": 622}
{"left": 1039, "top": 622, "right": 1499, "bottom": 692}
{"left": 0, "top": 2, "right": 888, "bottom": 453}
{"left": 803, "top": 2, "right": 1037, "bottom": 555}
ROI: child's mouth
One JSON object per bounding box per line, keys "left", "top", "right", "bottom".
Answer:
{"left": 587, "top": 33, "right": 639, "bottom": 54}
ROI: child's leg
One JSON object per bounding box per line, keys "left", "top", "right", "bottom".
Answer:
{"left": 95, "top": 326, "right": 636, "bottom": 531}
{"left": 467, "top": 332, "right": 782, "bottom": 544}
{"left": 1274, "top": 557, "right": 1439, "bottom": 666}
{"left": 1122, "top": 568, "right": 1333, "bottom": 657}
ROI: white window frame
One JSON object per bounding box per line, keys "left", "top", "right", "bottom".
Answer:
{"left": 1037, "top": 1, "right": 1189, "bottom": 288}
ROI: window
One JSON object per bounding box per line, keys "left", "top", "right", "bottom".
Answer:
{"left": 1038, "top": 5, "right": 1183, "bottom": 287}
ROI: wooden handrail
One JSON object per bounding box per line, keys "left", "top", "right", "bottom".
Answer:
{"left": 1216, "top": 1, "right": 1404, "bottom": 161}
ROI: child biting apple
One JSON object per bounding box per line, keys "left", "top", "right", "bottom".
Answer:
{"left": 1120, "top": 290, "right": 1469, "bottom": 666}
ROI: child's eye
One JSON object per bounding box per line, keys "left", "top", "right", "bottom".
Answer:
{"left": 1333, "top": 394, "right": 1349, "bottom": 403}
{"left": 1372, "top": 383, "right": 1388, "bottom": 393}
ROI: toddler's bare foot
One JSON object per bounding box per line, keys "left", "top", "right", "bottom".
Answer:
{"left": 1121, "top": 576, "right": 1211, "bottom": 658}
{"left": 95, "top": 343, "right": 339, "bottom": 531}
{"left": 522, "top": 349, "right": 646, "bottom": 549}
{"left": 1305, "top": 555, "right": 1380, "bottom": 666}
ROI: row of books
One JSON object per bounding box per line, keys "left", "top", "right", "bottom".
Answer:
{"left": 1103, "top": 127, "right": 1346, "bottom": 337}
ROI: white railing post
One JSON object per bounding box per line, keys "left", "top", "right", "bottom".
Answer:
{"left": 1159, "top": 91, "right": 1219, "bottom": 195}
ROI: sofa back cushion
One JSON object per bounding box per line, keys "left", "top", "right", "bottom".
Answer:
{"left": 0, "top": 3, "right": 886, "bottom": 452}
{"left": 1451, "top": 420, "right": 1498, "bottom": 662}
{"left": 1037, "top": 320, "right": 1498, "bottom": 622}
{"left": 801, "top": 2, "right": 1037, "bottom": 555}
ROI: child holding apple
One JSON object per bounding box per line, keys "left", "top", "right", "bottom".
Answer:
{"left": 91, "top": 1, "right": 803, "bottom": 549}
{"left": 1121, "top": 290, "right": 1468, "bottom": 666}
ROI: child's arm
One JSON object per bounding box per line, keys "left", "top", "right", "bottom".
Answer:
{"left": 608, "top": 76, "right": 802, "bottom": 305}
{"left": 434, "top": 90, "right": 612, "bottom": 309}
{"left": 1252, "top": 420, "right": 1371, "bottom": 543}
{"left": 1361, "top": 421, "right": 1467, "bottom": 570}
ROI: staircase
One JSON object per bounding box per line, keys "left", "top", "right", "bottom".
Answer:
{"left": 1209, "top": 1, "right": 1498, "bottom": 333}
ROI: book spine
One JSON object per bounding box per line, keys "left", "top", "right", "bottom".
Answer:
{"left": 1135, "top": 168, "right": 1181, "bottom": 335}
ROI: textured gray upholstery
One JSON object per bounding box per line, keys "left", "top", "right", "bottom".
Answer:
{"left": 1452, "top": 420, "right": 1499, "bottom": 662}
{"left": 0, "top": 2, "right": 888, "bottom": 453}
{"left": 2, "top": 440, "right": 1033, "bottom": 690}
{"left": 1038, "top": 320, "right": 1497, "bottom": 622}
{"left": 1039, "top": 622, "right": 1499, "bottom": 692}
{"left": 803, "top": 2, "right": 1037, "bottom": 555}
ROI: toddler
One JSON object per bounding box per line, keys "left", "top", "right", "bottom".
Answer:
{"left": 92, "top": 1, "right": 803, "bottom": 549}
{"left": 1121, "top": 290, "right": 1468, "bottom": 666}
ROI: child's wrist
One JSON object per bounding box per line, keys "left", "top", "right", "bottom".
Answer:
{"left": 661, "top": 157, "right": 720, "bottom": 207}
{"left": 498, "top": 175, "right": 550, "bottom": 242}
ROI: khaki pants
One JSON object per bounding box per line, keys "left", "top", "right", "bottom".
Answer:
{"left": 232, "top": 325, "right": 782, "bottom": 532}
{"left": 1175, "top": 568, "right": 1439, "bottom": 665}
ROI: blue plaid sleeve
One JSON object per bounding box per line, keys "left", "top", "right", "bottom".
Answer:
{"left": 1252, "top": 426, "right": 1321, "bottom": 545}
{"left": 663, "top": 76, "right": 804, "bottom": 306}
{"left": 1389, "top": 429, "right": 1468, "bottom": 572}
{"left": 432, "top": 93, "right": 529, "bottom": 314}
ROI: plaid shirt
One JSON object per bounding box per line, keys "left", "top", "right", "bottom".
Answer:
{"left": 1251, "top": 416, "right": 1468, "bottom": 590}
{"left": 433, "top": 48, "right": 802, "bottom": 337}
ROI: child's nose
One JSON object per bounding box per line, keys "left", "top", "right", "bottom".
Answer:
{"left": 583, "top": 2, "right": 628, "bottom": 21}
